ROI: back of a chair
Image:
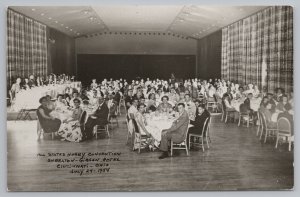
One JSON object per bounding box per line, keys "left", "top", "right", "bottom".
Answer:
{"left": 201, "top": 117, "right": 210, "bottom": 137}
{"left": 205, "top": 116, "right": 212, "bottom": 137}
{"left": 277, "top": 117, "right": 291, "bottom": 135}
{"left": 131, "top": 118, "right": 140, "bottom": 134}
{"left": 79, "top": 111, "right": 87, "bottom": 126}
{"left": 259, "top": 111, "right": 267, "bottom": 129}
{"left": 183, "top": 120, "right": 190, "bottom": 140}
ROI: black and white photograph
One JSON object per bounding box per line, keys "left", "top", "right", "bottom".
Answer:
{"left": 5, "top": 3, "right": 294, "bottom": 192}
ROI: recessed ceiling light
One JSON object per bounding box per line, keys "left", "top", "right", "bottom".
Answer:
{"left": 89, "top": 16, "right": 94, "bottom": 20}
{"left": 31, "top": 8, "right": 36, "bottom": 11}
{"left": 61, "top": 24, "right": 64, "bottom": 26}
{"left": 77, "top": 33, "right": 80, "bottom": 35}
{"left": 55, "top": 21, "right": 58, "bottom": 23}
{"left": 70, "top": 29, "right": 73, "bottom": 31}
{"left": 48, "top": 17, "right": 52, "bottom": 20}
{"left": 40, "top": 13, "right": 44, "bottom": 16}
{"left": 65, "top": 26, "right": 69, "bottom": 29}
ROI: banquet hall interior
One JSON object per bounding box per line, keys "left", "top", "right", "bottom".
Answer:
{"left": 6, "top": 5, "right": 294, "bottom": 191}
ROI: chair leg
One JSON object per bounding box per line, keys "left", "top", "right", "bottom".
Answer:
{"left": 189, "top": 136, "right": 191, "bottom": 150}
{"left": 225, "top": 113, "right": 228, "bottom": 123}
{"left": 264, "top": 130, "right": 268, "bottom": 143}
{"left": 185, "top": 143, "right": 189, "bottom": 156}
{"left": 247, "top": 116, "right": 249, "bottom": 128}
{"left": 288, "top": 139, "right": 291, "bottom": 151}
{"left": 201, "top": 137, "right": 204, "bottom": 152}
{"left": 170, "top": 141, "right": 173, "bottom": 156}
{"left": 206, "top": 136, "right": 210, "bottom": 149}
{"left": 256, "top": 125, "right": 260, "bottom": 136}
{"left": 259, "top": 128, "right": 264, "bottom": 140}
{"left": 106, "top": 125, "right": 110, "bottom": 138}
{"left": 275, "top": 133, "right": 279, "bottom": 148}
{"left": 238, "top": 115, "right": 241, "bottom": 126}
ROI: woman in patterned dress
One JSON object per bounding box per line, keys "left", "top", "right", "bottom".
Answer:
{"left": 58, "top": 98, "right": 84, "bottom": 142}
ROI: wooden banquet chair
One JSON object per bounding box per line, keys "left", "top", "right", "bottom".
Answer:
{"left": 108, "top": 107, "right": 119, "bottom": 129}
{"left": 131, "top": 118, "right": 152, "bottom": 154}
{"left": 221, "top": 101, "right": 236, "bottom": 123}
{"left": 37, "top": 116, "right": 54, "bottom": 140}
{"left": 170, "top": 121, "right": 190, "bottom": 157}
{"left": 238, "top": 104, "right": 254, "bottom": 127}
{"left": 276, "top": 117, "right": 293, "bottom": 151}
{"left": 94, "top": 113, "right": 110, "bottom": 139}
{"left": 189, "top": 117, "right": 211, "bottom": 152}
{"left": 118, "top": 95, "right": 126, "bottom": 115}
{"left": 259, "top": 112, "right": 278, "bottom": 143}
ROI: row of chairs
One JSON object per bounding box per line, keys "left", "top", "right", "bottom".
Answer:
{"left": 256, "top": 112, "right": 293, "bottom": 151}
{"left": 220, "top": 102, "right": 293, "bottom": 151}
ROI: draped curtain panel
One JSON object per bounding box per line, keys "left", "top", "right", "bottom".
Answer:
{"left": 7, "top": 9, "right": 48, "bottom": 88}
{"left": 221, "top": 6, "right": 293, "bottom": 93}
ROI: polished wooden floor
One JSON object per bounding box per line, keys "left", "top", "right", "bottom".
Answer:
{"left": 7, "top": 112, "right": 293, "bottom": 191}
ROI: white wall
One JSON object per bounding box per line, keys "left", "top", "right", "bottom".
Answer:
{"left": 75, "top": 33, "right": 197, "bottom": 55}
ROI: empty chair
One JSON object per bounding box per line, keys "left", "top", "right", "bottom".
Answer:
{"left": 276, "top": 117, "right": 293, "bottom": 151}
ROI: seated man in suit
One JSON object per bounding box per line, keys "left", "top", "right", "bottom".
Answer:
{"left": 159, "top": 103, "right": 189, "bottom": 159}
{"left": 83, "top": 97, "right": 109, "bottom": 140}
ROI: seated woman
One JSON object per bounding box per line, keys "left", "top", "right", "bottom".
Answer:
{"left": 187, "top": 104, "right": 210, "bottom": 146}
{"left": 259, "top": 102, "right": 277, "bottom": 128}
{"left": 134, "top": 104, "right": 160, "bottom": 149}
{"left": 222, "top": 93, "right": 236, "bottom": 112}
{"left": 58, "top": 98, "right": 84, "bottom": 142}
{"left": 37, "top": 97, "right": 61, "bottom": 137}
{"left": 146, "top": 93, "right": 157, "bottom": 110}
{"left": 276, "top": 94, "right": 291, "bottom": 112}
{"left": 45, "top": 95, "right": 55, "bottom": 111}
{"left": 55, "top": 94, "right": 67, "bottom": 111}
{"left": 157, "top": 96, "right": 173, "bottom": 113}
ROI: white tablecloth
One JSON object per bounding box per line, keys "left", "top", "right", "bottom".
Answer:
{"left": 231, "top": 98, "right": 261, "bottom": 112}
{"left": 13, "top": 82, "right": 81, "bottom": 111}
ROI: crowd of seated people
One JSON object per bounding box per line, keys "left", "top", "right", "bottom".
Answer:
{"left": 9, "top": 73, "right": 75, "bottom": 102}
{"left": 33, "top": 76, "right": 293, "bottom": 154}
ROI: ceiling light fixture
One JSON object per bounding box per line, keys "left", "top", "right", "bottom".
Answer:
{"left": 65, "top": 26, "right": 69, "bottom": 29}
{"left": 61, "top": 24, "right": 64, "bottom": 26}
{"left": 48, "top": 17, "right": 52, "bottom": 20}
{"left": 31, "top": 8, "right": 36, "bottom": 11}
{"left": 55, "top": 21, "right": 58, "bottom": 23}
{"left": 40, "top": 13, "right": 44, "bottom": 16}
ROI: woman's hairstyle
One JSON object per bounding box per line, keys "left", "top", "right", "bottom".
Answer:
{"left": 161, "top": 95, "right": 169, "bottom": 101}
{"left": 39, "top": 96, "right": 47, "bottom": 104}
{"left": 73, "top": 98, "right": 81, "bottom": 104}
{"left": 148, "top": 93, "right": 155, "bottom": 100}
{"left": 137, "top": 103, "right": 146, "bottom": 109}
{"left": 57, "top": 94, "right": 64, "bottom": 99}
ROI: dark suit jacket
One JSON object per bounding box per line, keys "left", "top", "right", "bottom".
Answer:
{"left": 166, "top": 110, "right": 189, "bottom": 143}
{"left": 190, "top": 110, "right": 210, "bottom": 134}
{"left": 93, "top": 103, "right": 109, "bottom": 125}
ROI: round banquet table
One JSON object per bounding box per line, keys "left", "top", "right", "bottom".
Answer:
{"left": 145, "top": 114, "right": 193, "bottom": 144}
